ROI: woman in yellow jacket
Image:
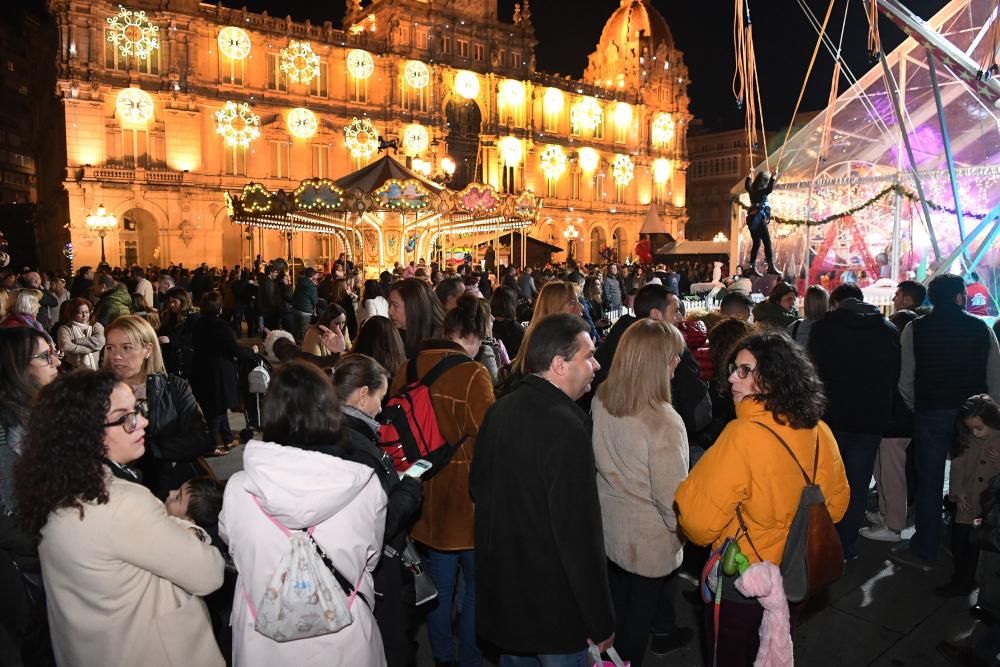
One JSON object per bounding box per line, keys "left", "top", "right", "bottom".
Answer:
{"left": 675, "top": 330, "right": 849, "bottom": 666}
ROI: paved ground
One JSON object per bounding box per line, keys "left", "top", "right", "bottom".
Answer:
{"left": 210, "top": 412, "right": 979, "bottom": 666}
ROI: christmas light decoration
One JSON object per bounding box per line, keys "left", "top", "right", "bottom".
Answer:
{"left": 374, "top": 179, "right": 431, "bottom": 210}
{"left": 116, "top": 88, "right": 154, "bottom": 124}
{"left": 280, "top": 40, "right": 320, "bottom": 85}
{"left": 454, "top": 71, "right": 480, "bottom": 99}
{"left": 544, "top": 87, "right": 564, "bottom": 114}
{"left": 651, "top": 113, "right": 675, "bottom": 146}
{"left": 614, "top": 102, "right": 632, "bottom": 128}
{"left": 293, "top": 178, "right": 345, "bottom": 211}
{"left": 403, "top": 124, "right": 429, "bottom": 155}
{"left": 215, "top": 101, "right": 260, "bottom": 148}
{"left": 344, "top": 117, "right": 379, "bottom": 159}
{"left": 578, "top": 147, "right": 599, "bottom": 173}
{"left": 241, "top": 183, "right": 274, "bottom": 213}
{"left": 571, "top": 97, "right": 603, "bottom": 132}
{"left": 540, "top": 145, "right": 567, "bottom": 180}
{"left": 217, "top": 27, "right": 251, "bottom": 60}
{"left": 106, "top": 6, "right": 159, "bottom": 61}
{"left": 612, "top": 154, "right": 634, "bottom": 186}
{"left": 347, "top": 49, "right": 374, "bottom": 79}
{"left": 652, "top": 158, "right": 672, "bottom": 184}
{"left": 498, "top": 136, "right": 522, "bottom": 167}
{"left": 404, "top": 60, "right": 430, "bottom": 89}
{"left": 499, "top": 79, "right": 525, "bottom": 108}
{"left": 287, "top": 108, "right": 318, "bottom": 139}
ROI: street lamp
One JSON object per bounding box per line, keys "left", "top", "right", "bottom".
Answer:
{"left": 563, "top": 223, "right": 580, "bottom": 260}
{"left": 86, "top": 204, "right": 117, "bottom": 271}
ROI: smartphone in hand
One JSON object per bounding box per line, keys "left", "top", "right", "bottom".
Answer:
{"left": 403, "top": 460, "right": 433, "bottom": 479}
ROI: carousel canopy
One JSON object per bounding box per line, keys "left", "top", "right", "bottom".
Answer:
{"left": 334, "top": 154, "right": 445, "bottom": 194}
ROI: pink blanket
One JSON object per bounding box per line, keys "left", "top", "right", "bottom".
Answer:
{"left": 734, "top": 562, "right": 794, "bottom": 667}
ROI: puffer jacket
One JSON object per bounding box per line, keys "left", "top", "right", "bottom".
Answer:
{"left": 94, "top": 284, "right": 132, "bottom": 327}
{"left": 678, "top": 319, "right": 713, "bottom": 382}
{"left": 752, "top": 300, "right": 797, "bottom": 331}
{"left": 675, "top": 399, "right": 850, "bottom": 565}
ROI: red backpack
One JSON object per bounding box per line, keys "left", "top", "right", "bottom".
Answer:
{"left": 378, "top": 354, "right": 474, "bottom": 475}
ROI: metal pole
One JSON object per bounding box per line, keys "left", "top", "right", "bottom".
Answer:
{"left": 891, "top": 184, "right": 902, "bottom": 283}
{"left": 926, "top": 51, "right": 969, "bottom": 270}
{"left": 924, "top": 200, "right": 1000, "bottom": 283}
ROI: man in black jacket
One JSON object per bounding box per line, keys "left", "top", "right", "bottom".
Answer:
{"left": 472, "top": 314, "right": 614, "bottom": 662}
{"left": 808, "top": 283, "right": 900, "bottom": 560}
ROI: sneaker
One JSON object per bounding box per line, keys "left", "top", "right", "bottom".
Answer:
{"left": 887, "top": 545, "right": 935, "bottom": 572}
{"left": 865, "top": 510, "right": 885, "bottom": 526}
{"left": 860, "top": 525, "right": 901, "bottom": 542}
{"left": 649, "top": 627, "right": 694, "bottom": 656}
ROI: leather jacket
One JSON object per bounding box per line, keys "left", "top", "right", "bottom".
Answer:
{"left": 144, "top": 373, "right": 213, "bottom": 461}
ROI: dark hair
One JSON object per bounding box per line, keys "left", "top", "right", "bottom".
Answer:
{"left": 184, "top": 477, "right": 224, "bottom": 529}
{"left": 329, "top": 278, "right": 350, "bottom": 304}
{"left": 708, "top": 318, "right": 753, "bottom": 385}
{"left": 0, "top": 327, "right": 50, "bottom": 429}
{"left": 959, "top": 394, "right": 1000, "bottom": 432}
{"left": 889, "top": 309, "right": 918, "bottom": 331}
{"left": 350, "top": 316, "right": 407, "bottom": 377}
{"left": 719, "top": 292, "right": 754, "bottom": 317}
{"left": 262, "top": 360, "right": 342, "bottom": 449}
{"left": 389, "top": 278, "right": 444, "bottom": 359}
{"left": 830, "top": 283, "right": 863, "bottom": 305}
{"left": 634, "top": 283, "right": 670, "bottom": 319}
{"left": 927, "top": 274, "right": 965, "bottom": 308}
{"left": 302, "top": 267, "right": 317, "bottom": 279}
{"left": 200, "top": 290, "right": 223, "bottom": 316}
{"left": 98, "top": 274, "right": 115, "bottom": 289}
{"left": 332, "top": 354, "right": 389, "bottom": 402}
{"left": 443, "top": 294, "right": 488, "bottom": 341}
{"left": 523, "top": 313, "right": 590, "bottom": 374}
{"left": 317, "top": 303, "right": 347, "bottom": 328}
{"left": 728, "top": 331, "right": 827, "bottom": 428}
{"left": 361, "top": 279, "right": 383, "bottom": 302}
{"left": 15, "top": 369, "right": 120, "bottom": 536}
{"left": 768, "top": 282, "right": 797, "bottom": 305}
{"left": 132, "top": 267, "right": 145, "bottom": 279}
{"left": 434, "top": 277, "right": 465, "bottom": 307}
{"left": 896, "top": 281, "right": 924, "bottom": 307}
{"left": 490, "top": 286, "right": 518, "bottom": 320}
{"left": 59, "top": 297, "right": 93, "bottom": 329}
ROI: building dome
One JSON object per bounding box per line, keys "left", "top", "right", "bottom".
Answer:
{"left": 598, "top": 0, "right": 674, "bottom": 52}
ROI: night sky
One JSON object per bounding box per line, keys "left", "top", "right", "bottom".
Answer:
{"left": 217, "top": 0, "right": 952, "bottom": 131}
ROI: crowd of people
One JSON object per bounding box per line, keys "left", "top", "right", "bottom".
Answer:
{"left": 0, "top": 253, "right": 999, "bottom": 667}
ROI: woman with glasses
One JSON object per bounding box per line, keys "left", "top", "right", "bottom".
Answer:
{"left": 303, "top": 303, "right": 350, "bottom": 358}
{"left": 55, "top": 298, "right": 104, "bottom": 370}
{"left": 675, "top": 331, "right": 849, "bottom": 666}
{"left": 104, "top": 315, "right": 213, "bottom": 498}
{"left": 14, "top": 369, "right": 225, "bottom": 667}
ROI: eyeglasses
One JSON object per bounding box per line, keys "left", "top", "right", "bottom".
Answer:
{"left": 104, "top": 400, "right": 148, "bottom": 433}
{"left": 728, "top": 363, "right": 756, "bottom": 379}
{"left": 30, "top": 348, "right": 62, "bottom": 366}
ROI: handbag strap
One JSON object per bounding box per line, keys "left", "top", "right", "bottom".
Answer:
{"left": 751, "top": 421, "right": 818, "bottom": 484}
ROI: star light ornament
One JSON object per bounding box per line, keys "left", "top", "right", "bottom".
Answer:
{"left": 280, "top": 40, "right": 320, "bottom": 85}
{"left": 612, "top": 154, "right": 634, "bottom": 186}
{"left": 540, "top": 145, "right": 567, "bottom": 180}
{"left": 287, "top": 108, "right": 318, "bottom": 139}
{"left": 347, "top": 50, "right": 374, "bottom": 79}
{"left": 403, "top": 124, "right": 429, "bottom": 156}
{"left": 571, "top": 97, "right": 603, "bottom": 132}
{"left": 106, "top": 6, "right": 160, "bottom": 61}
{"left": 344, "top": 117, "right": 380, "bottom": 160}
{"left": 454, "top": 71, "right": 480, "bottom": 100}
{"left": 215, "top": 101, "right": 261, "bottom": 148}
{"left": 651, "top": 113, "right": 675, "bottom": 147}
{"left": 218, "top": 27, "right": 251, "bottom": 60}
{"left": 404, "top": 61, "right": 430, "bottom": 89}
{"left": 116, "top": 88, "right": 154, "bottom": 124}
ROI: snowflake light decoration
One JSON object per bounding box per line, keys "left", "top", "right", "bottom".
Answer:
{"left": 344, "top": 117, "right": 379, "bottom": 160}
{"left": 571, "top": 97, "right": 603, "bottom": 133}
{"left": 577, "top": 147, "right": 599, "bottom": 173}
{"left": 347, "top": 49, "right": 374, "bottom": 79}
{"left": 454, "top": 71, "right": 479, "bottom": 99}
{"left": 498, "top": 79, "right": 525, "bottom": 108}
{"left": 218, "top": 27, "right": 251, "bottom": 60}
{"left": 404, "top": 61, "right": 430, "bottom": 89}
{"left": 215, "top": 101, "right": 261, "bottom": 148}
{"left": 612, "top": 154, "right": 634, "bottom": 186}
{"left": 539, "top": 145, "right": 567, "bottom": 180}
{"left": 544, "top": 87, "right": 564, "bottom": 114}
{"left": 403, "top": 124, "right": 429, "bottom": 156}
{"left": 498, "top": 137, "right": 522, "bottom": 167}
{"left": 280, "top": 40, "right": 320, "bottom": 85}
{"left": 116, "top": 88, "right": 154, "bottom": 124}
{"left": 651, "top": 113, "right": 675, "bottom": 147}
{"left": 287, "top": 108, "right": 318, "bottom": 139}
{"left": 106, "top": 6, "right": 160, "bottom": 61}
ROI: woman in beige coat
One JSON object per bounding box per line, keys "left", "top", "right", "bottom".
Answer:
{"left": 14, "top": 369, "right": 225, "bottom": 667}
{"left": 592, "top": 319, "right": 691, "bottom": 665}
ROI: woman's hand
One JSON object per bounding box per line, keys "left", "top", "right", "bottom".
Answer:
{"left": 958, "top": 495, "right": 973, "bottom": 514}
{"left": 318, "top": 325, "right": 346, "bottom": 353}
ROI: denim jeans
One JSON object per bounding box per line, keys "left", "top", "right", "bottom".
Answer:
{"left": 498, "top": 649, "right": 590, "bottom": 667}
{"left": 607, "top": 560, "right": 679, "bottom": 667}
{"left": 832, "top": 430, "right": 883, "bottom": 559}
{"left": 291, "top": 310, "right": 312, "bottom": 343}
{"left": 910, "top": 409, "right": 959, "bottom": 561}
{"left": 426, "top": 548, "right": 480, "bottom": 666}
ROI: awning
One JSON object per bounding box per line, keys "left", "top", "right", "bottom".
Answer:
{"left": 658, "top": 240, "right": 730, "bottom": 255}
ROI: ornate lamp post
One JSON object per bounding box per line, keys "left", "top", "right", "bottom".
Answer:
{"left": 563, "top": 223, "right": 580, "bottom": 260}
{"left": 86, "top": 204, "right": 117, "bottom": 271}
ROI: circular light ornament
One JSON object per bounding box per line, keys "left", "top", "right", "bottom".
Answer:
{"left": 106, "top": 6, "right": 159, "bottom": 61}
{"left": 116, "top": 88, "right": 154, "bottom": 124}
{"left": 612, "top": 154, "right": 634, "bottom": 186}
{"left": 652, "top": 158, "right": 672, "bottom": 185}
{"left": 404, "top": 60, "right": 430, "bottom": 89}
{"left": 403, "top": 124, "right": 429, "bottom": 156}
{"left": 347, "top": 49, "right": 374, "bottom": 79}
{"left": 217, "top": 27, "right": 251, "bottom": 60}
{"left": 499, "top": 79, "right": 525, "bottom": 108}
{"left": 652, "top": 112, "right": 675, "bottom": 146}
{"left": 498, "top": 137, "right": 522, "bottom": 167}
{"left": 614, "top": 102, "right": 632, "bottom": 127}
{"left": 280, "top": 40, "right": 320, "bottom": 85}
{"left": 287, "top": 108, "right": 318, "bottom": 139}
{"left": 539, "top": 145, "right": 567, "bottom": 180}
{"left": 454, "top": 71, "right": 479, "bottom": 100}
{"left": 544, "top": 87, "right": 564, "bottom": 114}
{"left": 344, "top": 117, "right": 380, "bottom": 160}
{"left": 577, "top": 147, "right": 599, "bottom": 173}
{"left": 215, "top": 101, "right": 260, "bottom": 148}
{"left": 571, "top": 97, "right": 603, "bottom": 132}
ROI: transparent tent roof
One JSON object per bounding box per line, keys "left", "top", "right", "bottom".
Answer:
{"left": 733, "top": 0, "right": 1000, "bottom": 284}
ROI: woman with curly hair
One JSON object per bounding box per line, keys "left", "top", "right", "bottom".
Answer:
{"left": 675, "top": 331, "right": 850, "bottom": 666}
{"left": 14, "top": 369, "right": 225, "bottom": 667}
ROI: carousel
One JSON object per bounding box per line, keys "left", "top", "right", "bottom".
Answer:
{"left": 224, "top": 154, "right": 542, "bottom": 274}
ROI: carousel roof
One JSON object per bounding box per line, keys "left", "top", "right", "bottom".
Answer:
{"left": 334, "top": 154, "right": 445, "bottom": 194}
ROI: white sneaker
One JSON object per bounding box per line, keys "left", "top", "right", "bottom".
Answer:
{"left": 860, "top": 525, "right": 901, "bottom": 542}
{"left": 866, "top": 510, "right": 885, "bottom": 526}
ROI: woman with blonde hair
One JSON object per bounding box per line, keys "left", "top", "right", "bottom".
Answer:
{"left": 592, "top": 319, "right": 692, "bottom": 664}
{"left": 104, "top": 315, "right": 213, "bottom": 497}
{"left": 509, "top": 281, "right": 583, "bottom": 375}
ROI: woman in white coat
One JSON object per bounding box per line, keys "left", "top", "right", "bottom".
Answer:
{"left": 220, "top": 359, "right": 389, "bottom": 667}
{"left": 55, "top": 298, "right": 105, "bottom": 369}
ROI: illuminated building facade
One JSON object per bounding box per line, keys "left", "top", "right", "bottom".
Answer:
{"left": 45, "top": 0, "right": 689, "bottom": 269}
